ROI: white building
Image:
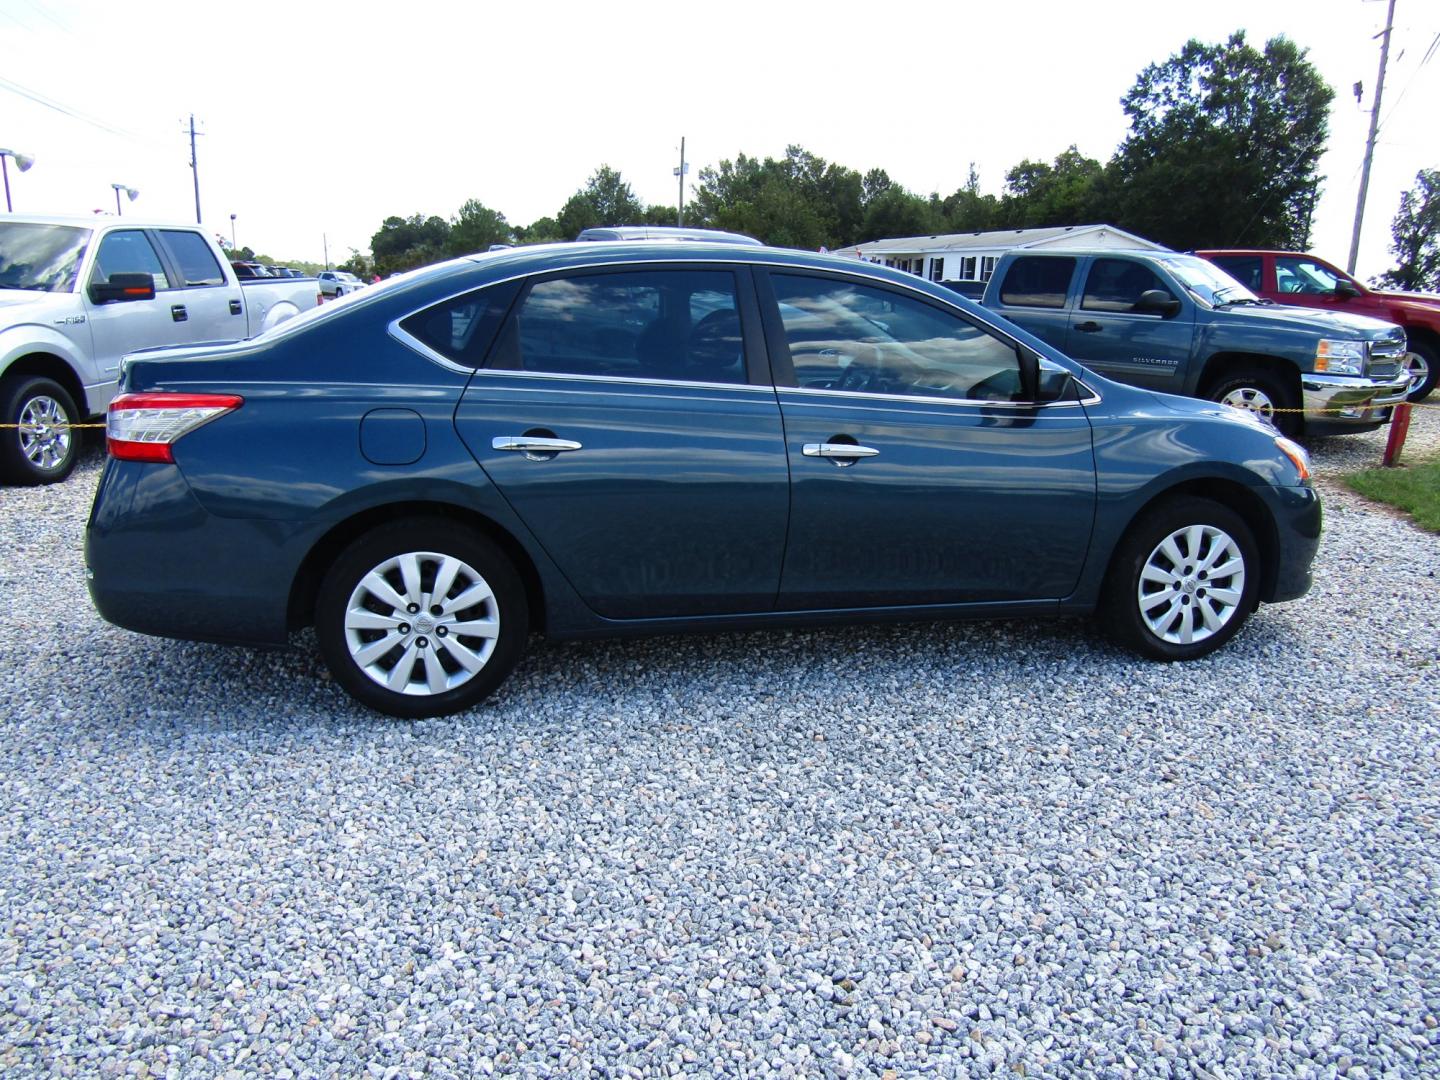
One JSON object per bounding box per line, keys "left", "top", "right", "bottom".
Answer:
{"left": 839, "top": 224, "right": 1166, "bottom": 285}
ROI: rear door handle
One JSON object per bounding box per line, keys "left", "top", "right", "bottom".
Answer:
{"left": 1074, "top": 321, "right": 1102, "bottom": 333}
{"left": 802, "top": 442, "right": 879, "bottom": 459}
{"left": 492, "top": 436, "right": 582, "bottom": 452}
{"left": 171, "top": 304, "right": 188, "bottom": 323}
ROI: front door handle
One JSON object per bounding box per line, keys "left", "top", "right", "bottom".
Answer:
{"left": 492, "top": 436, "right": 582, "bottom": 453}
{"left": 229, "top": 299, "right": 243, "bottom": 316}
{"left": 803, "top": 442, "right": 879, "bottom": 459}
{"left": 171, "top": 304, "right": 188, "bottom": 323}
{"left": 1074, "top": 321, "right": 1102, "bottom": 333}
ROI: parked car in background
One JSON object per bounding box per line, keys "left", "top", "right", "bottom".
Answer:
{"left": 318, "top": 270, "right": 366, "bottom": 297}
{"left": 980, "top": 249, "right": 1410, "bottom": 436}
{"left": 576, "top": 225, "right": 762, "bottom": 245}
{"left": 89, "top": 242, "right": 1319, "bottom": 718}
{"left": 938, "top": 279, "right": 987, "bottom": 300}
{"left": 0, "top": 215, "right": 321, "bottom": 484}
{"left": 1196, "top": 248, "right": 1439, "bottom": 402}
{"left": 231, "top": 261, "right": 275, "bottom": 279}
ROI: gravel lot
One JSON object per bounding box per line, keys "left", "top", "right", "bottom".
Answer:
{"left": 1, "top": 411, "right": 1438, "bottom": 1078}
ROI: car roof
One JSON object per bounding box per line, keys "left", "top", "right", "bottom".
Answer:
{"left": 0, "top": 212, "right": 206, "bottom": 229}
{"left": 575, "top": 226, "right": 763, "bottom": 245}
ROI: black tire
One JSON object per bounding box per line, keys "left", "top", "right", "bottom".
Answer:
{"left": 0, "top": 375, "right": 82, "bottom": 486}
{"left": 1403, "top": 340, "right": 1437, "bottom": 403}
{"left": 1205, "top": 368, "right": 1301, "bottom": 437}
{"left": 315, "top": 519, "right": 528, "bottom": 718}
{"left": 1100, "top": 496, "right": 1260, "bottom": 662}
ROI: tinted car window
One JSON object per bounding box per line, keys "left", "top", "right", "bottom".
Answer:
{"left": 1275, "top": 256, "right": 1341, "bottom": 296}
{"left": 999, "top": 257, "right": 1075, "bottom": 308}
{"left": 1208, "top": 255, "right": 1263, "bottom": 291}
{"left": 771, "top": 274, "right": 1024, "bottom": 402}
{"left": 399, "top": 280, "right": 521, "bottom": 367}
{"left": 158, "top": 230, "right": 226, "bottom": 286}
{"left": 1081, "top": 259, "right": 1175, "bottom": 313}
{"left": 90, "top": 230, "right": 169, "bottom": 292}
{"left": 488, "top": 269, "right": 746, "bottom": 384}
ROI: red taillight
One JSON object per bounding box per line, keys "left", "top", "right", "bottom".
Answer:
{"left": 107, "top": 393, "right": 244, "bottom": 463}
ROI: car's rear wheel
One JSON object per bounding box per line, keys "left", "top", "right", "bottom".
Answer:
{"left": 1206, "top": 369, "right": 1300, "bottom": 437}
{"left": 1101, "top": 496, "right": 1259, "bottom": 661}
{"left": 0, "top": 376, "right": 82, "bottom": 486}
{"left": 315, "top": 519, "right": 528, "bottom": 718}
{"left": 1402, "top": 341, "right": 1436, "bottom": 403}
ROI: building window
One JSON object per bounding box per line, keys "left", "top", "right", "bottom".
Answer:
{"left": 960, "top": 256, "right": 977, "bottom": 280}
{"left": 980, "top": 256, "right": 997, "bottom": 283}
{"left": 929, "top": 258, "right": 945, "bottom": 282}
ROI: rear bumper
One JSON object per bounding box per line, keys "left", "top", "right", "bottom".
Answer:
{"left": 85, "top": 460, "right": 309, "bottom": 647}
{"left": 1301, "top": 372, "right": 1410, "bottom": 433}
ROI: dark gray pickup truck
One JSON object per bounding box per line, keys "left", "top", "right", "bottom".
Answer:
{"left": 981, "top": 249, "right": 1410, "bottom": 436}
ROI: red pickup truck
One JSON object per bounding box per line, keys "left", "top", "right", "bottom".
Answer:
{"left": 1196, "top": 249, "right": 1438, "bottom": 402}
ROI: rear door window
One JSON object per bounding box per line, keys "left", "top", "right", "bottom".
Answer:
{"left": 157, "top": 230, "right": 226, "bottom": 286}
{"left": 998, "top": 257, "right": 1075, "bottom": 308}
{"left": 1208, "top": 255, "right": 1263, "bottom": 292}
{"left": 487, "top": 269, "right": 748, "bottom": 385}
{"left": 1081, "top": 259, "right": 1175, "bottom": 313}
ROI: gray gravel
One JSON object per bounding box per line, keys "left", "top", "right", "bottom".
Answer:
{"left": 1, "top": 416, "right": 1438, "bottom": 1078}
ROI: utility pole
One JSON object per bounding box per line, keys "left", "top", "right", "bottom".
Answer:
{"left": 674, "top": 137, "right": 688, "bottom": 227}
{"left": 187, "top": 114, "right": 203, "bottom": 225}
{"left": 1348, "top": 0, "right": 1396, "bottom": 274}
{"left": 323, "top": 233, "right": 329, "bottom": 270}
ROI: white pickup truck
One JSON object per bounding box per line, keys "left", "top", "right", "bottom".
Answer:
{"left": 0, "top": 215, "right": 320, "bottom": 484}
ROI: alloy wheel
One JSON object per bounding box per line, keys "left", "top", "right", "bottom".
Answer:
{"left": 1136, "top": 524, "right": 1246, "bottom": 646}
{"left": 18, "top": 395, "right": 72, "bottom": 473}
{"left": 1218, "top": 386, "right": 1275, "bottom": 421}
{"left": 343, "top": 550, "right": 500, "bottom": 696}
{"left": 1403, "top": 350, "right": 1430, "bottom": 397}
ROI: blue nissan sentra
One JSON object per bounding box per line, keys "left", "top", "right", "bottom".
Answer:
{"left": 86, "top": 242, "right": 1320, "bottom": 718}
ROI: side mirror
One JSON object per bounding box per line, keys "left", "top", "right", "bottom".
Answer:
{"left": 1135, "top": 289, "right": 1181, "bottom": 317}
{"left": 1335, "top": 279, "right": 1362, "bottom": 299}
{"left": 1017, "top": 346, "right": 1039, "bottom": 402}
{"left": 89, "top": 273, "right": 156, "bottom": 305}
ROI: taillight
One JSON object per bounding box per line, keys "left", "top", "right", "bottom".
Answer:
{"left": 107, "top": 393, "right": 244, "bottom": 463}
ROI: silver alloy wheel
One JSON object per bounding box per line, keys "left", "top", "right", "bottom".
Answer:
{"left": 1137, "top": 524, "right": 1246, "bottom": 646}
{"left": 18, "top": 395, "right": 72, "bottom": 472}
{"left": 1219, "top": 386, "right": 1275, "bottom": 420}
{"left": 1403, "top": 350, "right": 1429, "bottom": 396}
{"left": 343, "top": 550, "right": 500, "bottom": 696}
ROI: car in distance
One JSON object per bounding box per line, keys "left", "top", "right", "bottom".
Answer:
{"left": 1196, "top": 248, "right": 1440, "bottom": 402}
{"left": 576, "top": 225, "right": 762, "bottom": 245}
{"left": 87, "top": 243, "right": 1321, "bottom": 718}
{"left": 980, "top": 249, "right": 1410, "bottom": 436}
{"left": 317, "top": 270, "right": 365, "bottom": 297}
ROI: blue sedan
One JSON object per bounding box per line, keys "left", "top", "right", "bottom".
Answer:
{"left": 86, "top": 243, "right": 1321, "bottom": 717}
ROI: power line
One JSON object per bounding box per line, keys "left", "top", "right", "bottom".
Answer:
{"left": 0, "top": 74, "right": 135, "bottom": 138}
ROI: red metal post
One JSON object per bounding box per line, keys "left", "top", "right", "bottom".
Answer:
{"left": 1382, "top": 402, "right": 1412, "bottom": 467}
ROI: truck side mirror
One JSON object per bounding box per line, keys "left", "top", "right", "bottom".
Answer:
{"left": 88, "top": 273, "right": 157, "bottom": 305}
{"left": 1135, "top": 289, "right": 1181, "bottom": 317}
{"left": 1335, "top": 279, "right": 1362, "bottom": 299}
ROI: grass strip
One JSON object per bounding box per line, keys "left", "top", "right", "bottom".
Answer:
{"left": 1344, "top": 457, "right": 1440, "bottom": 534}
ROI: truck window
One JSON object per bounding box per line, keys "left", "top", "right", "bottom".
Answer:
{"left": 999, "top": 257, "right": 1075, "bottom": 309}
{"left": 1081, "top": 259, "right": 1174, "bottom": 314}
{"left": 1208, "top": 255, "right": 1262, "bottom": 291}
{"left": 158, "top": 230, "right": 226, "bottom": 287}
{"left": 1274, "top": 256, "right": 1341, "bottom": 296}
{"left": 90, "top": 230, "right": 170, "bottom": 292}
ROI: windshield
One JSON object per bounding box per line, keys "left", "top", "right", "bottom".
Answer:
{"left": 0, "top": 223, "right": 92, "bottom": 293}
{"left": 1156, "top": 254, "right": 1260, "bottom": 306}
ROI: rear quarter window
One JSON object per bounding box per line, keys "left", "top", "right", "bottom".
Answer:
{"left": 158, "top": 230, "right": 226, "bottom": 287}
{"left": 399, "top": 281, "right": 522, "bottom": 367}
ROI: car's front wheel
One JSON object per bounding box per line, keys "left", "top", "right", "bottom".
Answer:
{"left": 1206, "top": 369, "right": 1300, "bottom": 437}
{"left": 1402, "top": 341, "right": 1436, "bottom": 403}
{"left": 1101, "top": 496, "right": 1259, "bottom": 661}
{"left": 315, "top": 519, "right": 528, "bottom": 718}
{"left": 0, "top": 376, "right": 82, "bottom": 486}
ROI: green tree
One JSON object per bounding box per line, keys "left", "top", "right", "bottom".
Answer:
{"left": 692, "top": 146, "right": 865, "bottom": 248}
{"left": 555, "top": 165, "right": 646, "bottom": 239}
{"left": 1109, "top": 31, "right": 1333, "bottom": 249}
{"left": 939, "top": 164, "right": 1001, "bottom": 234}
{"left": 859, "top": 187, "right": 939, "bottom": 243}
{"left": 1377, "top": 169, "right": 1440, "bottom": 291}
{"left": 999, "top": 146, "right": 1107, "bottom": 227}
{"left": 448, "top": 198, "right": 512, "bottom": 255}
{"left": 514, "top": 216, "right": 563, "bottom": 245}
{"left": 370, "top": 213, "right": 451, "bottom": 275}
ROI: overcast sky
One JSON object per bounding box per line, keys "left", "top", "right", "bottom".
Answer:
{"left": 2, "top": 0, "right": 1436, "bottom": 279}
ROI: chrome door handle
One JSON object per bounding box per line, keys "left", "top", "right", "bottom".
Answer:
{"left": 492, "top": 436, "right": 582, "bottom": 452}
{"left": 802, "top": 442, "right": 879, "bottom": 459}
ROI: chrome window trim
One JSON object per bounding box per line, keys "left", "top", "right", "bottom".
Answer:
{"left": 386, "top": 256, "right": 1101, "bottom": 405}
{"left": 469, "top": 367, "right": 775, "bottom": 394}
{"left": 778, "top": 386, "right": 1096, "bottom": 410}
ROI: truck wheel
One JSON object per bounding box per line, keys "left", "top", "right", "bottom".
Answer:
{"left": 1402, "top": 341, "right": 1436, "bottom": 403}
{"left": 1206, "top": 370, "right": 1300, "bottom": 437}
{"left": 314, "top": 519, "right": 528, "bottom": 719}
{"left": 1100, "top": 496, "right": 1259, "bottom": 662}
{"left": 0, "top": 376, "right": 82, "bottom": 486}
